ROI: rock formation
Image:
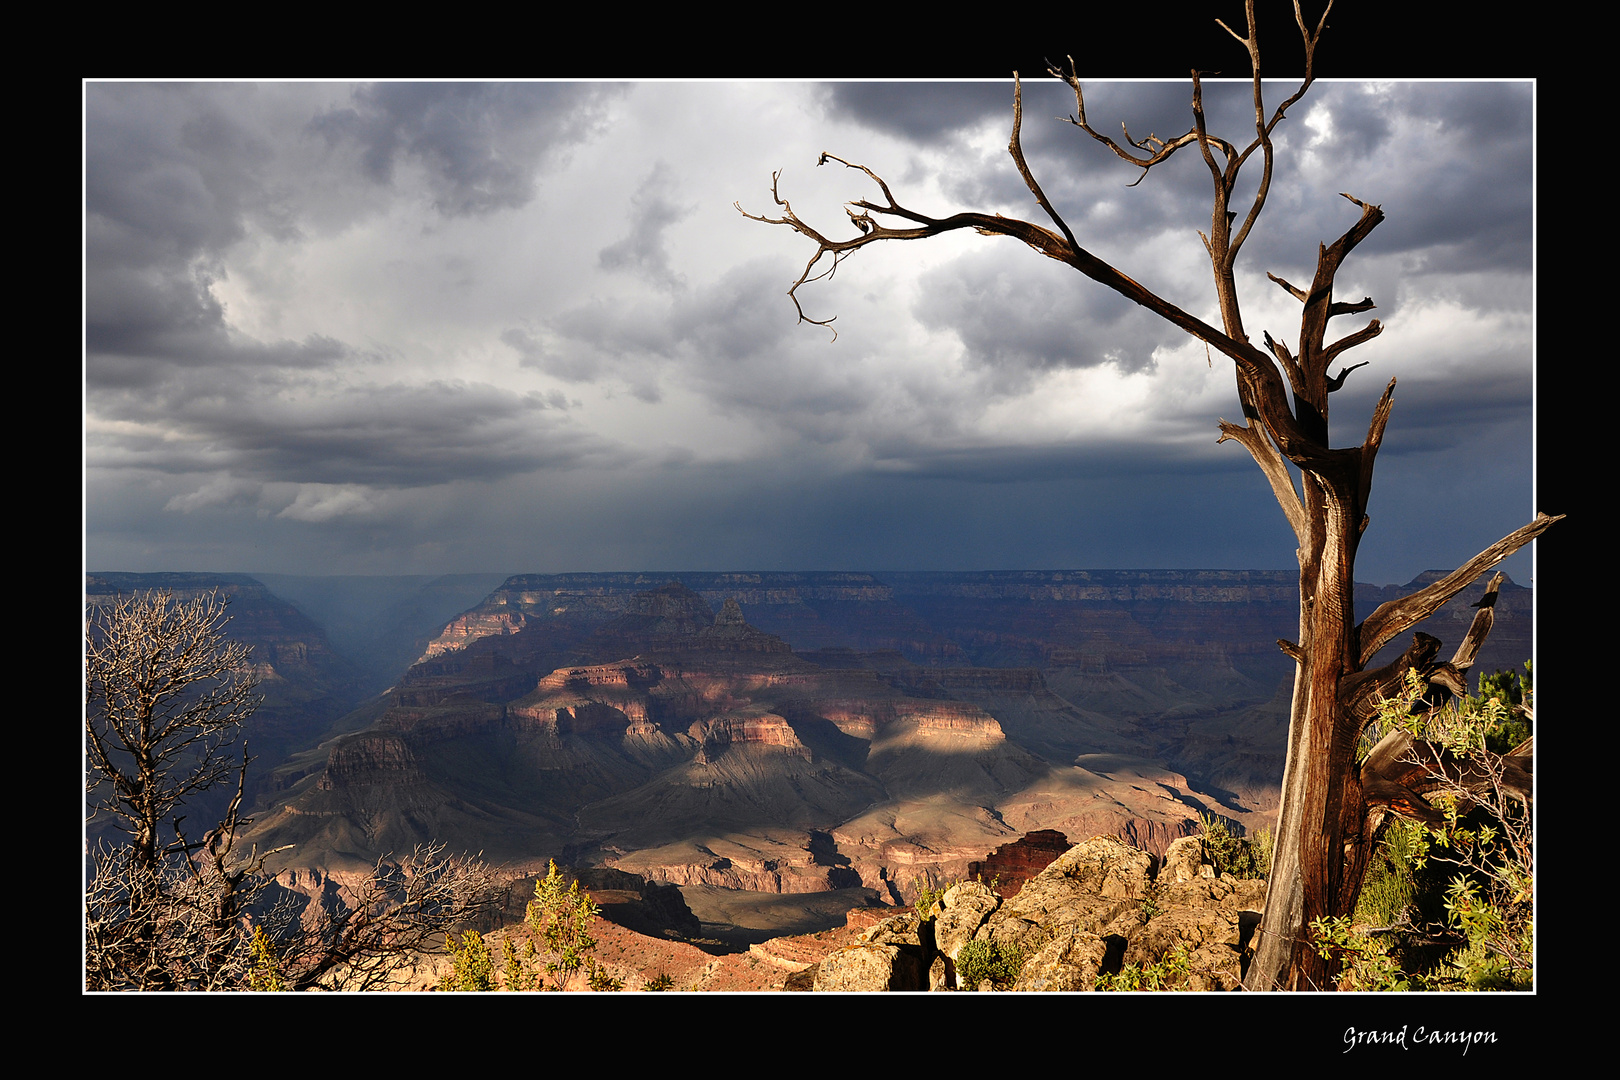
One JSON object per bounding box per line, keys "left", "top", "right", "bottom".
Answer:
{"left": 408, "top": 568, "right": 1531, "bottom": 827}
{"left": 806, "top": 833, "right": 1266, "bottom": 991}
{"left": 240, "top": 583, "right": 1234, "bottom": 897}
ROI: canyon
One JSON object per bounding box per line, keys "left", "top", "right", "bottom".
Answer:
{"left": 86, "top": 568, "right": 1534, "bottom": 938}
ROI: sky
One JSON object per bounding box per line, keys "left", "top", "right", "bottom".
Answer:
{"left": 83, "top": 77, "right": 1537, "bottom": 587}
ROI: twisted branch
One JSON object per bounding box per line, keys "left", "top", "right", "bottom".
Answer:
{"left": 1357, "top": 514, "right": 1564, "bottom": 667}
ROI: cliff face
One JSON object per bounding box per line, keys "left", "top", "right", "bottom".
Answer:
{"left": 417, "top": 568, "right": 1528, "bottom": 708}
{"left": 415, "top": 571, "right": 954, "bottom": 665}
{"left": 243, "top": 582, "right": 1235, "bottom": 889}
{"left": 224, "top": 568, "right": 1530, "bottom": 904}
{"left": 967, "top": 829, "right": 1073, "bottom": 898}
{"left": 422, "top": 609, "right": 529, "bottom": 661}
{"left": 86, "top": 572, "right": 358, "bottom": 691}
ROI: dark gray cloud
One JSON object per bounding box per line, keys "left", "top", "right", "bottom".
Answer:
{"left": 306, "top": 83, "right": 620, "bottom": 217}
{"left": 913, "top": 245, "right": 1180, "bottom": 389}
{"left": 546, "top": 255, "right": 885, "bottom": 441}
{"left": 85, "top": 81, "right": 1534, "bottom": 587}
{"left": 671, "top": 258, "right": 805, "bottom": 366}
{"left": 93, "top": 378, "right": 605, "bottom": 489}
{"left": 86, "top": 84, "right": 292, "bottom": 268}
{"left": 972, "top": 80, "right": 1534, "bottom": 287}
{"left": 548, "top": 258, "right": 800, "bottom": 370}
{"left": 1344, "top": 369, "right": 1532, "bottom": 456}
{"left": 86, "top": 82, "right": 623, "bottom": 390}
{"left": 86, "top": 85, "right": 347, "bottom": 391}
{"left": 503, "top": 326, "right": 603, "bottom": 383}
{"left": 545, "top": 295, "right": 681, "bottom": 393}
{"left": 85, "top": 262, "right": 347, "bottom": 387}
{"left": 86, "top": 81, "right": 634, "bottom": 510}
{"left": 820, "top": 82, "right": 1015, "bottom": 141}
{"left": 1299, "top": 83, "right": 1532, "bottom": 271}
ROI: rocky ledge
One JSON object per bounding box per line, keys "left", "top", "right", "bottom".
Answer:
{"left": 807, "top": 834, "right": 1266, "bottom": 991}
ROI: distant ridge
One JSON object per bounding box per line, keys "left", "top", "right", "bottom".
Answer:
{"left": 87, "top": 570, "right": 267, "bottom": 593}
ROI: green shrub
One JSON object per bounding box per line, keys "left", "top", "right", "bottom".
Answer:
{"left": 527, "top": 860, "right": 604, "bottom": 991}
{"left": 1095, "top": 945, "right": 1191, "bottom": 991}
{"left": 955, "top": 939, "right": 1026, "bottom": 990}
{"left": 438, "top": 930, "right": 497, "bottom": 992}
{"left": 501, "top": 936, "right": 544, "bottom": 991}
{"left": 1198, "top": 813, "right": 1270, "bottom": 880}
{"left": 1473, "top": 664, "right": 1532, "bottom": 754}
{"left": 1319, "top": 664, "right": 1534, "bottom": 991}
{"left": 1310, "top": 917, "right": 1410, "bottom": 991}
{"left": 1353, "top": 818, "right": 1425, "bottom": 927}
{"left": 1438, "top": 874, "right": 1532, "bottom": 990}
{"left": 586, "top": 959, "right": 623, "bottom": 992}
{"left": 911, "top": 875, "right": 950, "bottom": 921}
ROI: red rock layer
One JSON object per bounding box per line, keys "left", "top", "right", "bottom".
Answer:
{"left": 966, "top": 829, "right": 1072, "bottom": 898}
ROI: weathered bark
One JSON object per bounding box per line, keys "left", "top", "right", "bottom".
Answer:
{"left": 742, "top": 0, "right": 1558, "bottom": 990}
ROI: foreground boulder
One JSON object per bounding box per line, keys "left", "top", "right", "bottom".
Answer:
{"left": 809, "top": 833, "right": 1265, "bottom": 991}
{"left": 811, "top": 911, "right": 930, "bottom": 990}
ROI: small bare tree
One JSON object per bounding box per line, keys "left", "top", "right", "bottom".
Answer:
{"left": 741, "top": 0, "right": 1557, "bottom": 989}
{"left": 85, "top": 587, "right": 270, "bottom": 989}
{"left": 85, "top": 589, "right": 505, "bottom": 990}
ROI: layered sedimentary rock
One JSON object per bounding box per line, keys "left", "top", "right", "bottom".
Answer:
{"left": 415, "top": 571, "right": 939, "bottom": 664}
{"left": 409, "top": 568, "right": 1530, "bottom": 818}
{"left": 238, "top": 566, "right": 1531, "bottom": 913}
{"left": 967, "top": 829, "right": 1072, "bottom": 898}
{"left": 85, "top": 572, "right": 362, "bottom": 709}
{"left": 422, "top": 609, "right": 529, "bottom": 660}
{"left": 244, "top": 582, "right": 1234, "bottom": 890}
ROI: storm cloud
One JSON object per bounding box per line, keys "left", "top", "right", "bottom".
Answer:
{"left": 85, "top": 79, "right": 1537, "bottom": 586}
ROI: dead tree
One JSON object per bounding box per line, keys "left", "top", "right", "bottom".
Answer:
{"left": 85, "top": 588, "right": 269, "bottom": 989}
{"left": 86, "top": 589, "right": 505, "bottom": 990}
{"left": 740, "top": 0, "right": 1557, "bottom": 989}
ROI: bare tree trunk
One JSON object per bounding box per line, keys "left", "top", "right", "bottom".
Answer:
{"left": 742, "top": 1, "right": 1560, "bottom": 990}
{"left": 1245, "top": 517, "right": 1557, "bottom": 990}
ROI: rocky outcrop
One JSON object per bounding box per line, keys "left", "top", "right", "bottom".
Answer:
{"left": 421, "top": 609, "right": 528, "bottom": 660}
{"left": 805, "top": 834, "right": 1266, "bottom": 991}
{"left": 318, "top": 732, "right": 426, "bottom": 789}
{"left": 611, "top": 834, "right": 868, "bottom": 895}
{"left": 690, "top": 713, "right": 811, "bottom": 761}
{"left": 394, "top": 567, "right": 1531, "bottom": 832}
{"left": 254, "top": 581, "right": 1147, "bottom": 873}
{"left": 253, "top": 566, "right": 1514, "bottom": 892}
{"left": 424, "top": 571, "right": 927, "bottom": 660}
{"left": 811, "top": 912, "right": 929, "bottom": 991}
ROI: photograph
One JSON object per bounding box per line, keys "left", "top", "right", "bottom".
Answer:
{"left": 84, "top": 4, "right": 1546, "bottom": 1014}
